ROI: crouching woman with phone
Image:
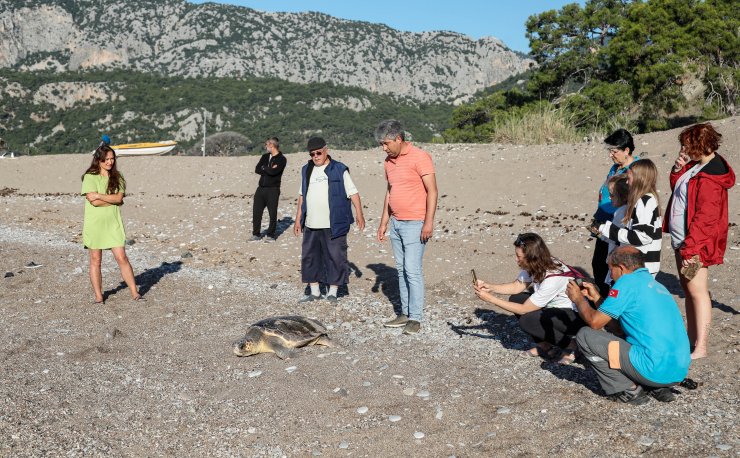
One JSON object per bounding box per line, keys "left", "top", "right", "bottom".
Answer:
{"left": 471, "top": 232, "right": 586, "bottom": 365}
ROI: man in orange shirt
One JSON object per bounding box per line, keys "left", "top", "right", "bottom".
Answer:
{"left": 374, "top": 120, "right": 438, "bottom": 335}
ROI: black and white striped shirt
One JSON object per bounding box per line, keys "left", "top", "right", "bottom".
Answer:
{"left": 598, "top": 193, "right": 662, "bottom": 276}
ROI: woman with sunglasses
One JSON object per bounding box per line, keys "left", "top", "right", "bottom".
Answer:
{"left": 81, "top": 144, "right": 143, "bottom": 304}
{"left": 591, "top": 129, "right": 638, "bottom": 296}
{"left": 472, "top": 233, "right": 586, "bottom": 365}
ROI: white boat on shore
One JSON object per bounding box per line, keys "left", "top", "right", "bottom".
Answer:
{"left": 111, "top": 141, "right": 177, "bottom": 156}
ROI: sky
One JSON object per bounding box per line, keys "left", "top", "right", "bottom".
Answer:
{"left": 188, "top": 1, "right": 586, "bottom": 53}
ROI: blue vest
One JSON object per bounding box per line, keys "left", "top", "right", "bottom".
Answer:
{"left": 300, "top": 158, "right": 354, "bottom": 239}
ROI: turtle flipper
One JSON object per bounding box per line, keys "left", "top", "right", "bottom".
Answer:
{"left": 314, "top": 335, "right": 333, "bottom": 347}
{"left": 266, "top": 337, "right": 296, "bottom": 359}
{"left": 274, "top": 347, "right": 297, "bottom": 360}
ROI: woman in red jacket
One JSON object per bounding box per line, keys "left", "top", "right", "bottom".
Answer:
{"left": 664, "top": 123, "right": 735, "bottom": 360}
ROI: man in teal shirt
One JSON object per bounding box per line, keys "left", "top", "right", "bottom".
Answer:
{"left": 566, "top": 246, "right": 690, "bottom": 405}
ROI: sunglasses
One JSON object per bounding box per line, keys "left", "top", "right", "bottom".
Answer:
{"left": 514, "top": 234, "right": 526, "bottom": 247}
{"left": 309, "top": 150, "right": 325, "bottom": 157}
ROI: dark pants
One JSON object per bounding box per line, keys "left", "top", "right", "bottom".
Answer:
{"left": 253, "top": 186, "right": 280, "bottom": 236}
{"left": 301, "top": 228, "right": 348, "bottom": 286}
{"left": 577, "top": 327, "right": 677, "bottom": 395}
{"left": 518, "top": 308, "right": 587, "bottom": 347}
{"left": 509, "top": 292, "right": 586, "bottom": 347}
{"left": 591, "top": 238, "right": 610, "bottom": 296}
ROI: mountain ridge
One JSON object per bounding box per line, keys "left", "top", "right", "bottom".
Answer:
{"left": 0, "top": 0, "right": 534, "bottom": 103}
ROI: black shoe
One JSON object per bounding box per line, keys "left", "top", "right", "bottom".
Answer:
{"left": 679, "top": 377, "right": 701, "bottom": 390}
{"left": 608, "top": 385, "right": 650, "bottom": 405}
{"left": 647, "top": 387, "right": 676, "bottom": 402}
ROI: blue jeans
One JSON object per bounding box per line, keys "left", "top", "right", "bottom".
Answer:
{"left": 389, "top": 217, "right": 426, "bottom": 322}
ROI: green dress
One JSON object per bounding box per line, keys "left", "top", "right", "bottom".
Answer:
{"left": 81, "top": 174, "right": 126, "bottom": 249}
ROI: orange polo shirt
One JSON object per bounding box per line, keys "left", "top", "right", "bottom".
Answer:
{"left": 384, "top": 142, "right": 435, "bottom": 220}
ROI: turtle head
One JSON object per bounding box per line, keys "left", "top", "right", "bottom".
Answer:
{"left": 232, "top": 338, "right": 257, "bottom": 357}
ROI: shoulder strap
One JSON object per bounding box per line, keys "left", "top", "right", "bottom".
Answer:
{"left": 544, "top": 259, "right": 585, "bottom": 280}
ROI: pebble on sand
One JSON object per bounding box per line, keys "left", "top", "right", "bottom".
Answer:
{"left": 388, "top": 415, "right": 402, "bottom": 422}
{"left": 638, "top": 436, "right": 655, "bottom": 446}
{"left": 357, "top": 406, "right": 368, "bottom": 414}
{"left": 247, "top": 370, "right": 262, "bottom": 378}
{"left": 413, "top": 432, "right": 425, "bottom": 439}
{"left": 496, "top": 407, "right": 511, "bottom": 414}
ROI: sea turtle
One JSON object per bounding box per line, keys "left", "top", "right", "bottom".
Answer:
{"left": 232, "top": 315, "right": 333, "bottom": 359}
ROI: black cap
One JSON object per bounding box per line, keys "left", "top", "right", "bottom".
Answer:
{"left": 307, "top": 136, "right": 326, "bottom": 152}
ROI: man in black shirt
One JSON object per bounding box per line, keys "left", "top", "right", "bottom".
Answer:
{"left": 252, "top": 137, "right": 287, "bottom": 241}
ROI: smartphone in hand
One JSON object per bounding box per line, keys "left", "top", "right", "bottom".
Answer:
{"left": 471, "top": 269, "right": 478, "bottom": 286}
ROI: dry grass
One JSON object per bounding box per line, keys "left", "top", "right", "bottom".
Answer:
{"left": 491, "top": 105, "right": 582, "bottom": 145}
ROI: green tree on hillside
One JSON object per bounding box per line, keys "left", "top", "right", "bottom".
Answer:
{"left": 445, "top": 0, "right": 739, "bottom": 143}
{"left": 526, "top": 0, "right": 629, "bottom": 100}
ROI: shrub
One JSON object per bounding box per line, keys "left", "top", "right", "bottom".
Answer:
{"left": 491, "top": 103, "right": 580, "bottom": 145}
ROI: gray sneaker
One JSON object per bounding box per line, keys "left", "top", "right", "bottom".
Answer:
{"left": 608, "top": 385, "right": 650, "bottom": 405}
{"left": 384, "top": 315, "right": 409, "bottom": 328}
{"left": 402, "top": 320, "right": 421, "bottom": 335}
{"left": 326, "top": 294, "right": 338, "bottom": 303}
{"left": 297, "top": 294, "right": 323, "bottom": 303}
{"left": 249, "top": 235, "right": 263, "bottom": 242}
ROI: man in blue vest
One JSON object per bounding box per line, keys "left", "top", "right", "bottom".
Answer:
{"left": 293, "top": 137, "right": 365, "bottom": 303}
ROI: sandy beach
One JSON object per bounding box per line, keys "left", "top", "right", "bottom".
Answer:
{"left": 1, "top": 118, "right": 738, "bottom": 456}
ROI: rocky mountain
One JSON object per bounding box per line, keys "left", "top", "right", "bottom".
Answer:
{"left": 0, "top": 0, "right": 534, "bottom": 103}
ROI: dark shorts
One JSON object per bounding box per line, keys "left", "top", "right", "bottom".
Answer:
{"left": 301, "top": 228, "right": 348, "bottom": 286}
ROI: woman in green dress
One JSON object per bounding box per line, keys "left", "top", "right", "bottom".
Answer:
{"left": 81, "top": 145, "right": 142, "bottom": 304}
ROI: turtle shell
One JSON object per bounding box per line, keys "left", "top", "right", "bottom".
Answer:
{"left": 252, "top": 315, "right": 329, "bottom": 348}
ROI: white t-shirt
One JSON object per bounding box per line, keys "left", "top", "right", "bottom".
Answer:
{"left": 669, "top": 163, "right": 705, "bottom": 249}
{"left": 299, "top": 164, "right": 358, "bottom": 229}
{"left": 517, "top": 263, "right": 577, "bottom": 311}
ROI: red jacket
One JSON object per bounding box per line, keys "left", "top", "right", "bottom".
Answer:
{"left": 663, "top": 154, "right": 735, "bottom": 266}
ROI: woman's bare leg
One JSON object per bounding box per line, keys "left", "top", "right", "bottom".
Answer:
{"left": 89, "top": 249, "right": 104, "bottom": 302}
{"left": 111, "top": 246, "right": 140, "bottom": 298}
{"left": 684, "top": 267, "right": 711, "bottom": 359}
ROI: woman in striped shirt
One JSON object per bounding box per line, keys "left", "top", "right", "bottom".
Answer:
{"left": 593, "top": 159, "right": 663, "bottom": 276}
